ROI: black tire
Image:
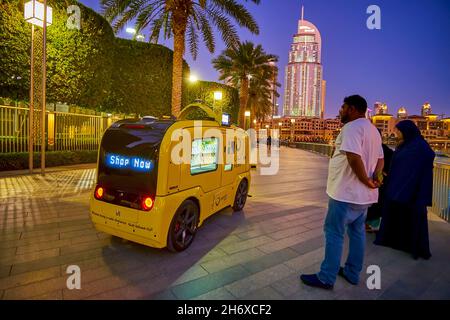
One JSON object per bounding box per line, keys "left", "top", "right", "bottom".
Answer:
{"left": 232, "top": 179, "right": 248, "bottom": 212}
{"left": 167, "top": 200, "right": 199, "bottom": 252}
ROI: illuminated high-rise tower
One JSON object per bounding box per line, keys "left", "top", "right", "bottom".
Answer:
{"left": 283, "top": 7, "right": 324, "bottom": 117}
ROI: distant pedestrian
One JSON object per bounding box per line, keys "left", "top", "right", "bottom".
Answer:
{"left": 300, "top": 95, "right": 384, "bottom": 290}
{"left": 365, "top": 129, "right": 394, "bottom": 232}
{"left": 374, "top": 120, "right": 435, "bottom": 260}
{"left": 267, "top": 135, "right": 272, "bottom": 151}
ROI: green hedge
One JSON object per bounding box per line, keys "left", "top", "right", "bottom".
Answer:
{"left": 0, "top": 1, "right": 238, "bottom": 117}
{"left": 0, "top": 1, "right": 115, "bottom": 106}
{"left": 0, "top": 150, "right": 97, "bottom": 171}
{"left": 46, "top": 1, "right": 116, "bottom": 109}
{"left": 103, "top": 38, "right": 189, "bottom": 117}
{"left": 0, "top": 0, "right": 33, "bottom": 101}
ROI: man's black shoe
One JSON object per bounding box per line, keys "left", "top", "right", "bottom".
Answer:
{"left": 338, "top": 267, "right": 358, "bottom": 285}
{"left": 300, "top": 274, "right": 333, "bottom": 290}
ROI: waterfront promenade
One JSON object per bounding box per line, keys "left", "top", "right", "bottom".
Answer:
{"left": 0, "top": 147, "right": 449, "bottom": 299}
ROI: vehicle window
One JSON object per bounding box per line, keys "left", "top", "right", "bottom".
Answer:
{"left": 191, "top": 137, "right": 219, "bottom": 175}
{"left": 224, "top": 140, "right": 235, "bottom": 171}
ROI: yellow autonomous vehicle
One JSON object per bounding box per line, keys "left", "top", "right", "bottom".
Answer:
{"left": 90, "top": 104, "right": 251, "bottom": 251}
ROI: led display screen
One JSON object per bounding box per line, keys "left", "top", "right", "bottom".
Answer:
{"left": 222, "top": 113, "right": 231, "bottom": 126}
{"left": 97, "top": 121, "right": 172, "bottom": 194}
{"left": 105, "top": 153, "right": 154, "bottom": 172}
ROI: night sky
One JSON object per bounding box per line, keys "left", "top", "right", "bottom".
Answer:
{"left": 78, "top": 0, "right": 450, "bottom": 118}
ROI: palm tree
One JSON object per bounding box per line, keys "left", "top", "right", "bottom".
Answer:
{"left": 247, "top": 66, "right": 280, "bottom": 126}
{"left": 100, "top": 0, "right": 261, "bottom": 117}
{"left": 212, "top": 41, "right": 277, "bottom": 128}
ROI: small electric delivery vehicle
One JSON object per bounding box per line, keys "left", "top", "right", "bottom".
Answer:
{"left": 90, "top": 104, "right": 251, "bottom": 251}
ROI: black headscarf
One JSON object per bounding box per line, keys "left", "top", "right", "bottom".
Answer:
{"left": 384, "top": 120, "right": 435, "bottom": 206}
{"left": 396, "top": 120, "right": 422, "bottom": 145}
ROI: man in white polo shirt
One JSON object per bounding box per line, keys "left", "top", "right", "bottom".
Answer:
{"left": 300, "top": 95, "right": 384, "bottom": 289}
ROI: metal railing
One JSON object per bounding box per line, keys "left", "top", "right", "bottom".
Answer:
{"left": 284, "top": 141, "right": 450, "bottom": 222}
{"left": 281, "top": 141, "right": 335, "bottom": 157}
{"left": 0, "top": 105, "right": 116, "bottom": 153}
{"left": 432, "top": 161, "right": 450, "bottom": 222}
{"left": 53, "top": 112, "right": 107, "bottom": 151}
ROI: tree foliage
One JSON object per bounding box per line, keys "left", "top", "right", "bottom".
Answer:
{"left": 0, "top": 0, "right": 238, "bottom": 117}
{"left": 100, "top": 0, "right": 261, "bottom": 116}
{"left": 212, "top": 41, "right": 278, "bottom": 126}
{"left": 104, "top": 38, "right": 190, "bottom": 117}
{"left": 248, "top": 66, "right": 280, "bottom": 122}
{"left": 101, "top": 0, "right": 260, "bottom": 59}
{"left": 184, "top": 80, "right": 239, "bottom": 124}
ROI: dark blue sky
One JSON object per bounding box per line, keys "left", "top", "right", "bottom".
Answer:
{"left": 79, "top": 0, "right": 450, "bottom": 118}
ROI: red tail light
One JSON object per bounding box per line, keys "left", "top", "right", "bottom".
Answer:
{"left": 94, "top": 186, "right": 104, "bottom": 200}
{"left": 142, "top": 196, "right": 154, "bottom": 211}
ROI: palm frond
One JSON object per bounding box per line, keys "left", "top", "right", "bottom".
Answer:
{"left": 186, "top": 19, "right": 199, "bottom": 60}
{"left": 196, "top": 11, "right": 215, "bottom": 53}
{"left": 211, "top": 0, "right": 259, "bottom": 34}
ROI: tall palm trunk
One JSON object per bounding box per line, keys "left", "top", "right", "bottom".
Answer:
{"left": 239, "top": 77, "right": 249, "bottom": 129}
{"left": 171, "top": 31, "right": 185, "bottom": 117}
{"left": 250, "top": 105, "right": 256, "bottom": 129}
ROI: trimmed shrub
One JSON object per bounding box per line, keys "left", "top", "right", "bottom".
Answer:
{"left": 0, "top": 150, "right": 97, "bottom": 171}
{"left": 103, "top": 38, "right": 189, "bottom": 117}
{"left": 0, "top": 1, "right": 238, "bottom": 118}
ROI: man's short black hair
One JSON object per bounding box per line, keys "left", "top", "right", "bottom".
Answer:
{"left": 344, "top": 95, "right": 368, "bottom": 113}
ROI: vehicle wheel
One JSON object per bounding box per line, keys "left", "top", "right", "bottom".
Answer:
{"left": 167, "top": 200, "right": 199, "bottom": 252}
{"left": 232, "top": 179, "right": 248, "bottom": 212}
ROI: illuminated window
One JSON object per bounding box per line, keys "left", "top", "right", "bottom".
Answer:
{"left": 191, "top": 137, "right": 219, "bottom": 175}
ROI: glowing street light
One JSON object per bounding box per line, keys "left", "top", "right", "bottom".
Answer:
{"left": 25, "top": 0, "right": 52, "bottom": 175}
{"left": 126, "top": 27, "right": 145, "bottom": 41}
{"left": 278, "top": 122, "right": 282, "bottom": 126}
{"left": 189, "top": 74, "right": 198, "bottom": 83}
{"left": 24, "top": 0, "right": 53, "bottom": 27}
{"left": 290, "top": 118, "right": 296, "bottom": 142}
{"left": 212, "top": 91, "right": 223, "bottom": 119}
{"left": 126, "top": 27, "right": 136, "bottom": 34}
{"left": 214, "top": 91, "right": 223, "bottom": 101}
{"left": 244, "top": 110, "right": 251, "bottom": 117}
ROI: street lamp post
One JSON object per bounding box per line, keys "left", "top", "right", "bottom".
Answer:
{"left": 244, "top": 110, "right": 251, "bottom": 130}
{"left": 187, "top": 73, "right": 199, "bottom": 104}
{"left": 29, "top": 23, "right": 34, "bottom": 173}
{"left": 213, "top": 91, "right": 223, "bottom": 119}
{"left": 126, "top": 27, "right": 145, "bottom": 42}
{"left": 290, "top": 118, "right": 295, "bottom": 143}
{"left": 25, "top": 0, "right": 52, "bottom": 175}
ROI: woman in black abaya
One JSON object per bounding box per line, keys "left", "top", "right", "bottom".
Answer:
{"left": 374, "top": 120, "right": 435, "bottom": 260}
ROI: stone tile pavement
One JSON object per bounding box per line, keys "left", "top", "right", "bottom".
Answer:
{"left": 0, "top": 147, "right": 449, "bottom": 300}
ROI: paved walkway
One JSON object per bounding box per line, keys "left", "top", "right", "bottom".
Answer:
{"left": 0, "top": 147, "right": 449, "bottom": 300}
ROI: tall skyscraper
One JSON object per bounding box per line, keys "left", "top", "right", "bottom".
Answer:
{"left": 374, "top": 102, "right": 388, "bottom": 115}
{"left": 283, "top": 7, "right": 324, "bottom": 117}
{"left": 422, "top": 102, "right": 432, "bottom": 116}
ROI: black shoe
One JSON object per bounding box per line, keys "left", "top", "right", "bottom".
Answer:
{"left": 300, "top": 274, "right": 333, "bottom": 290}
{"left": 338, "top": 267, "right": 358, "bottom": 285}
